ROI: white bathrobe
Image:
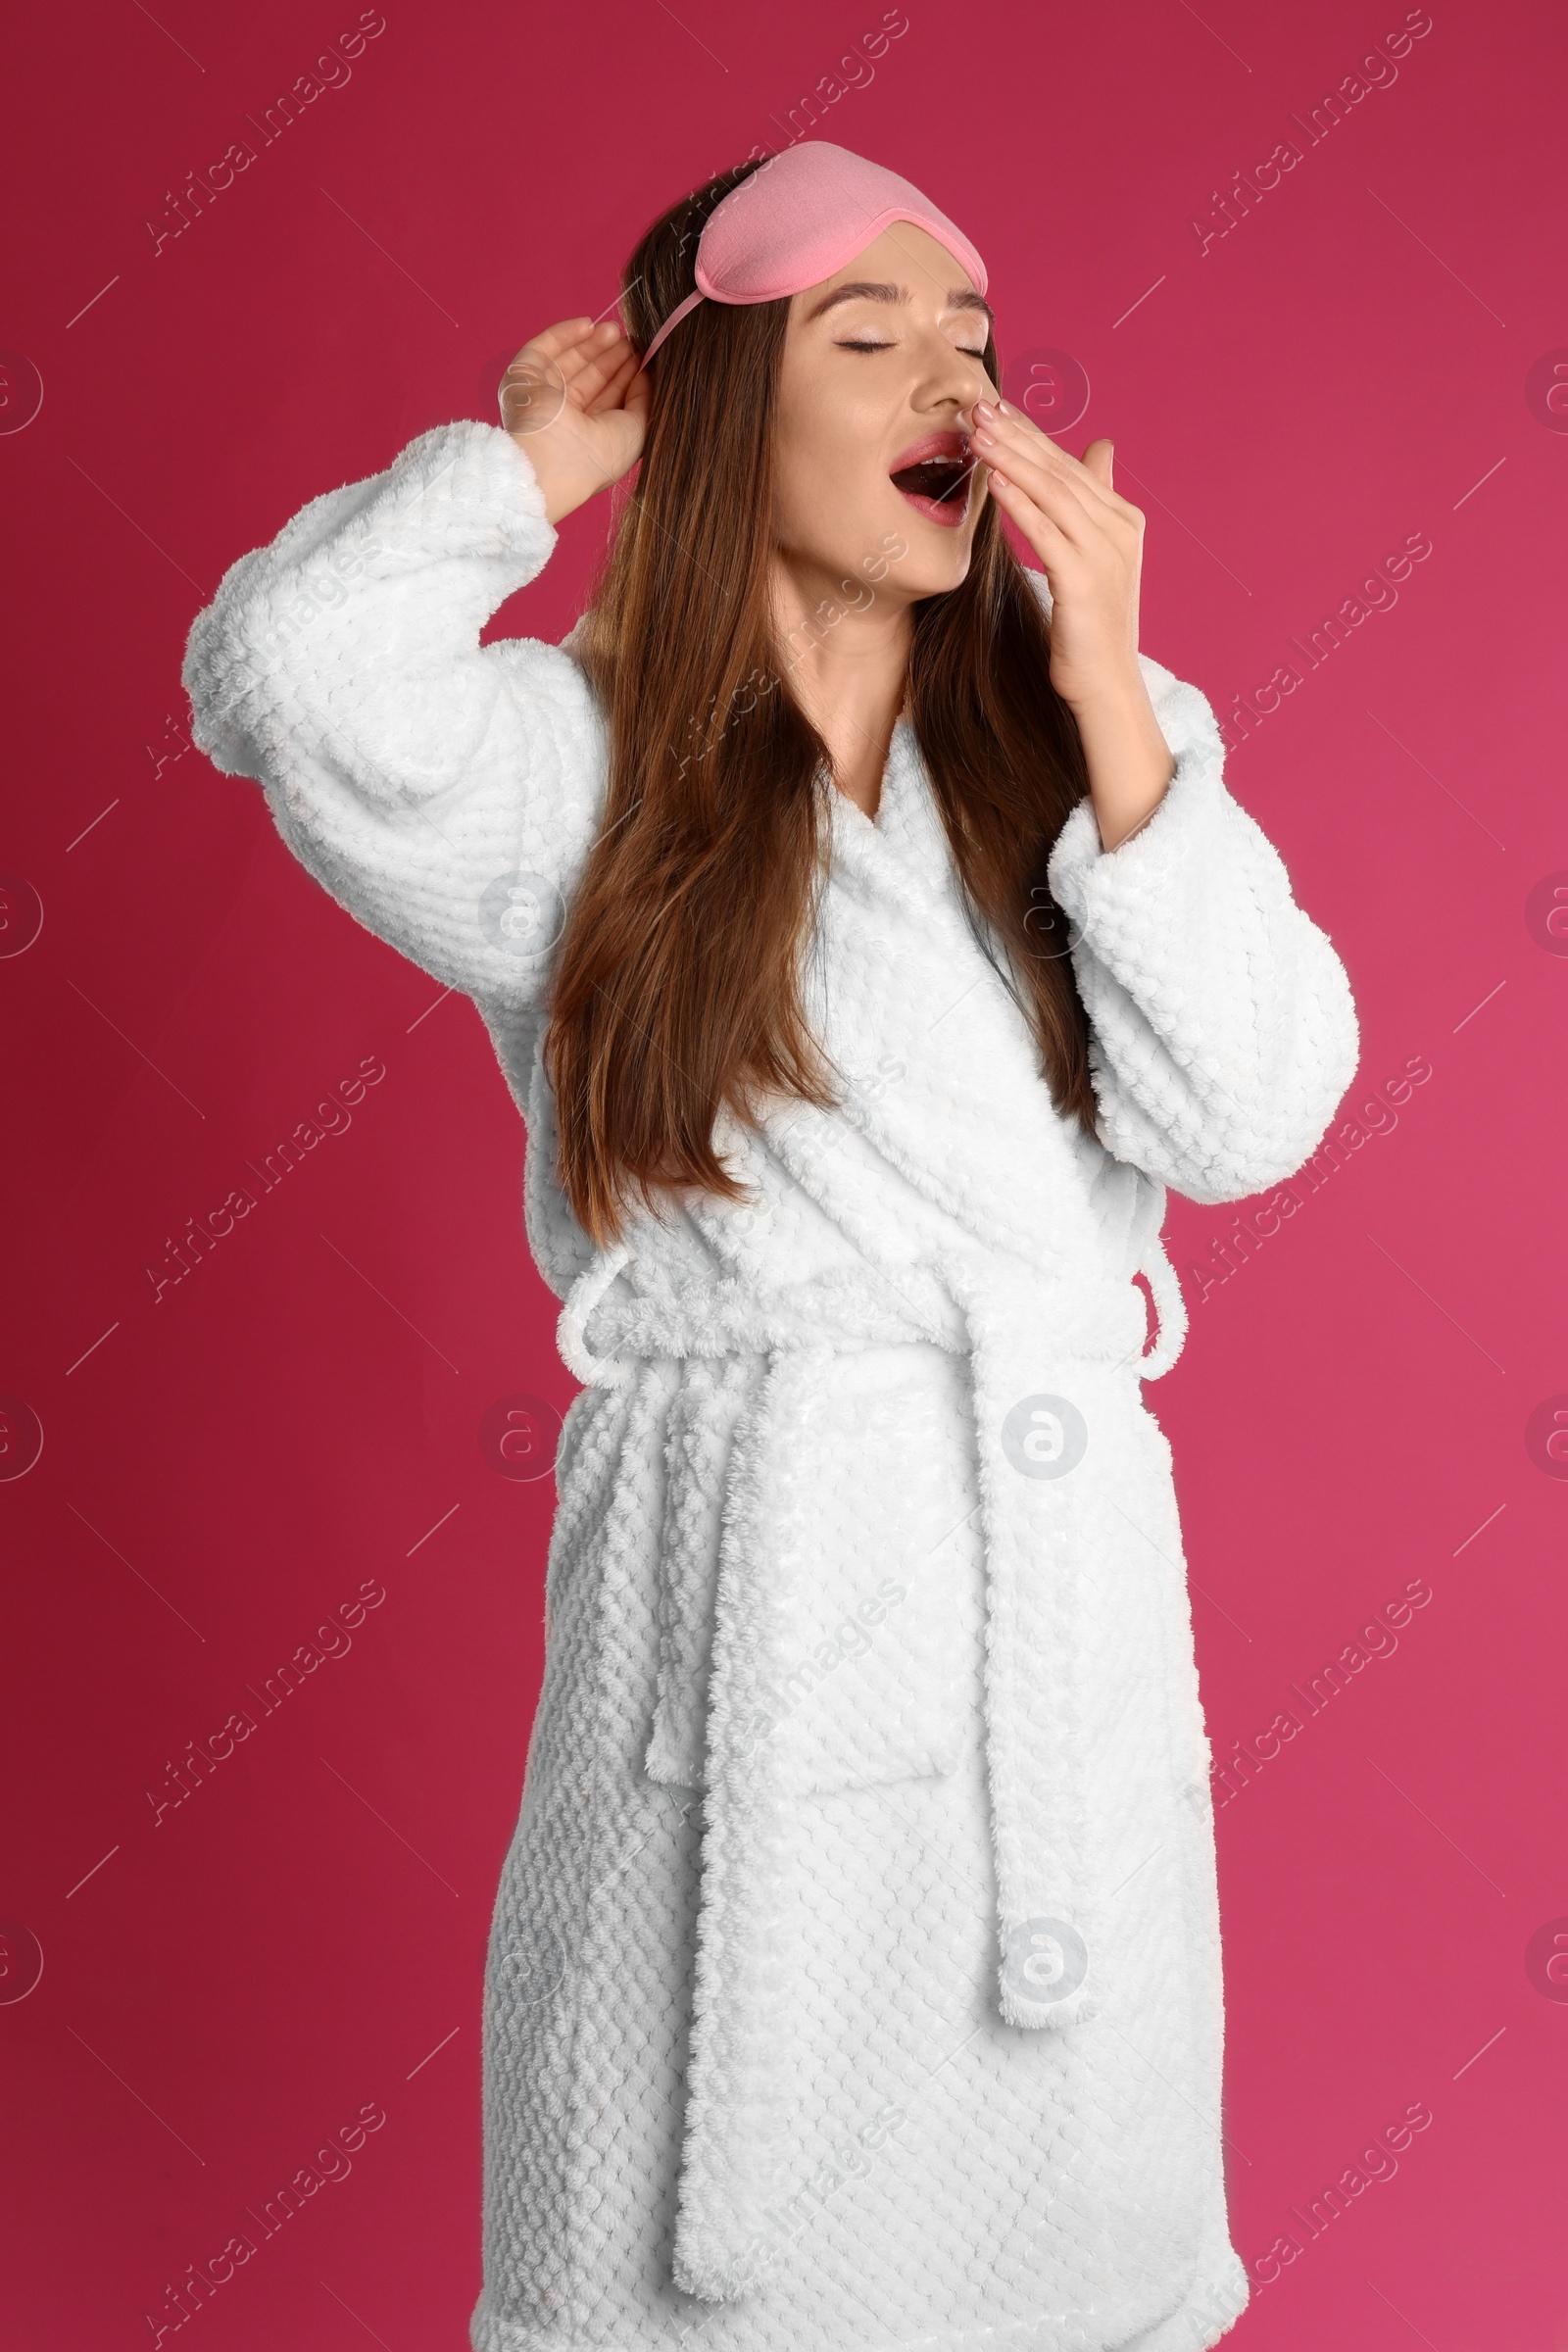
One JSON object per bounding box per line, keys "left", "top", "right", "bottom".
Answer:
{"left": 182, "top": 419, "right": 1359, "bottom": 2352}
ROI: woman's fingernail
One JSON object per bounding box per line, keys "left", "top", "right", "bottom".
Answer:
{"left": 974, "top": 399, "right": 997, "bottom": 418}
{"left": 972, "top": 427, "right": 996, "bottom": 449}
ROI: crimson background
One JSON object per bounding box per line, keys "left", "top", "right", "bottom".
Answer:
{"left": 4, "top": 0, "right": 1566, "bottom": 2344}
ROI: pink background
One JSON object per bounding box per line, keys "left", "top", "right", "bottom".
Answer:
{"left": 4, "top": 0, "right": 1566, "bottom": 2343}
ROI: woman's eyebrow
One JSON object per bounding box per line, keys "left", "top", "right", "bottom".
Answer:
{"left": 949, "top": 289, "right": 996, "bottom": 325}
{"left": 806, "top": 281, "right": 996, "bottom": 326}
{"left": 806, "top": 280, "right": 906, "bottom": 319}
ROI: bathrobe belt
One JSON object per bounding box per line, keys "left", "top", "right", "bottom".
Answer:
{"left": 556, "top": 1238, "right": 1191, "bottom": 2304}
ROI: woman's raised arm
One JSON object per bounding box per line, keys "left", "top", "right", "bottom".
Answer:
{"left": 180, "top": 321, "right": 647, "bottom": 1012}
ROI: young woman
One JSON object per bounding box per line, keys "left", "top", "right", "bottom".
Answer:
{"left": 184, "top": 143, "right": 1357, "bottom": 2352}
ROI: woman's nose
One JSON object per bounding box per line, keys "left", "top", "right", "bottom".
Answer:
{"left": 923, "top": 337, "right": 995, "bottom": 410}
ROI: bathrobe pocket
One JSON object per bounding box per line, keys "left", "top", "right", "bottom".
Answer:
{"left": 641, "top": 1342, "right": 979, "bottom": 1799}
{"left": 771, "top": 1341, "right": 980, "bottom": 1796}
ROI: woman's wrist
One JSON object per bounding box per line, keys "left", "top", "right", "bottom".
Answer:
{"left": 506, "top": 424, "right": 594, "bottom": 528}
{"left": 1064, "top": 663, "right": 1176, "bottom": 854}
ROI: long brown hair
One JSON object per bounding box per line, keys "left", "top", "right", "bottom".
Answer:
{"left": 544, "top": 160, "right": 1098, "bottom": 1245}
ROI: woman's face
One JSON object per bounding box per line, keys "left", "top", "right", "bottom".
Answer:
{"left": 772, "top": 223, "right": 998, "bottom": 608}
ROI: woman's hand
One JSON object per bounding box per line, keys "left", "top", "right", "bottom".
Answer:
{"left": 964, "top": 401, "right": 1145, "bottom": 708}
{"left": 965, "top": 399, "right": 1175, "bottom": 852}
{"left": 499, "top": 318, "right": 649, "bottom": 527}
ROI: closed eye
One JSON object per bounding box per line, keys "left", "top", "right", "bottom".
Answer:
{"left": 835, "top": 339, "right": 992, "bottom": 357}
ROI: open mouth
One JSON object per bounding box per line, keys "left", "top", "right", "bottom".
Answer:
{"left": 889, "top": 432, "right": 974, "bottom": 528}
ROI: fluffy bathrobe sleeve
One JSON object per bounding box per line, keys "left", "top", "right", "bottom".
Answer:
{"left": 1047, "top": 653, "right": 1360, "bottom": 1205}
{"left": 180, "top": 418, "right": 603, "bottom": 1013}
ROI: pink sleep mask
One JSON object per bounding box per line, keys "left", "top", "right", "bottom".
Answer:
{"left": 635, "top": 141, "right": 988, "bottom": 369}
